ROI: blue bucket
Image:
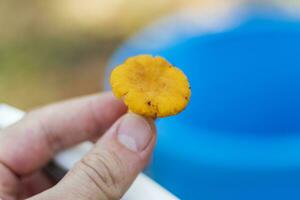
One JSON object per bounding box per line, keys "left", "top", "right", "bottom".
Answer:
{"left": 106, "top": 7, "right": 300, "bottom": 200}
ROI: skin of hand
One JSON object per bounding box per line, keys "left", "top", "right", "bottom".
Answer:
{"left": 0, "top": 92, "right": 156, "bottom": 200}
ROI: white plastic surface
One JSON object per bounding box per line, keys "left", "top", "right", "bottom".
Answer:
{"left": 0, "top": 104, "right": 25, "bottom": 128}
{"left": 0, "top": 104, "right": 179, "bottom": 200}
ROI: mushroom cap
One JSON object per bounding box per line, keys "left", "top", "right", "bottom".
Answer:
{"left": 110, "top": 55, "right": 191, "bottom": 118}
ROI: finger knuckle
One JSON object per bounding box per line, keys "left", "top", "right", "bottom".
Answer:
{"left": 79, "top": 150, "right": 125, "bottom": 199}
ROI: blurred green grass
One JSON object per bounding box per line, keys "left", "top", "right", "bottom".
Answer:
{"left": 0, "top": 35, "right": 121, "bottom": 109}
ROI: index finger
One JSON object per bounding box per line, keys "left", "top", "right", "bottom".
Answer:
{"left": 0, "top": 92, "right": 127, "bottom": 176}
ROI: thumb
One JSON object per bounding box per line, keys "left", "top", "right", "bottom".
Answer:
{"left": 30, "top": 113, "right": 156, "bottom": 200}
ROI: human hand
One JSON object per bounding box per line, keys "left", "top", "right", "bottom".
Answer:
{"left": 0, "top": 92, "right": 156, "bottom": 200}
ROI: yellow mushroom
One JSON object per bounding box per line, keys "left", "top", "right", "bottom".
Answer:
{"left": 110, "top": 54, "right": 191, "bottom": 118}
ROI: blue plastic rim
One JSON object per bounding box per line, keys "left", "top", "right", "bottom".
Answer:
{"left": 105, "top": 8, "right": 300, "bottom": 200}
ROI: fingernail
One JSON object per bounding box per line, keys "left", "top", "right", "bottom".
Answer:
{"left": 117, "top": 113, "right": 153, "bottom": 152}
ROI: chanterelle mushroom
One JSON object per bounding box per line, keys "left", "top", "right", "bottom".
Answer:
{"left": 110, "top": 54, "right": 191, "bottom": 118}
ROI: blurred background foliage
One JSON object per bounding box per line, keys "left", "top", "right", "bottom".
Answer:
{"left": 0, "top": 0, "right": 298, "bottom": 109}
